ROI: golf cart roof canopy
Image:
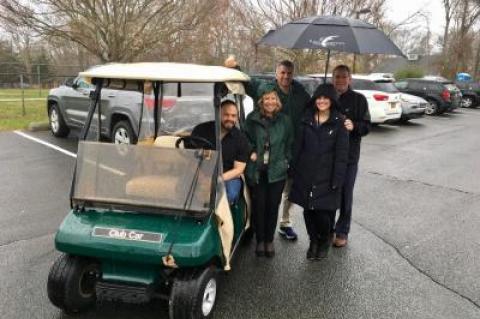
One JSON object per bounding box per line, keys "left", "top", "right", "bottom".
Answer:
{"left": 80, "top": 62, "right": 250, "bottom": 83}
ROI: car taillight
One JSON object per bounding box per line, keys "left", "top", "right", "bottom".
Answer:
{"left": 373, "top": 94, "right": 389, "bottom": 101}
{"left": 441, "top": 89, "right": 451, "bottom": 101}
{"left": 143, "top": 97, "right": 176, "bottom": 109}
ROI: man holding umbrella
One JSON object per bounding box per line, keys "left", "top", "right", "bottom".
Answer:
{"left": 330, "top": 64, "right": 370, "bottom": 247}
{"left": 224, "top": 56, "right": 310, "bottom": 241}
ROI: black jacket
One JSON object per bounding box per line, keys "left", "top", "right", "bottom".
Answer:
{"left": 289, "top": 108, "right": 349, "bottom": 211}
{"left": 336, "top": 88, "right": 370, "bottom": 164}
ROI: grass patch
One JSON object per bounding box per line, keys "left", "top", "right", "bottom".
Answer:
{"left": 0, "top": 88, "right": 49, "bottom": 99}
{"left": 0, "top": 99, "right": 48, "bottom": 131}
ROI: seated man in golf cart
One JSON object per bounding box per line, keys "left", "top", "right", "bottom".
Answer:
{"left": 190, "top": 99, "right": 250, "bottom": 204}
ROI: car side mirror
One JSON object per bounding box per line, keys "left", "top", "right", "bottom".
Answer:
{"left": 65, "top": 78, "right": 74, "bottom": 87}
{"left": 72, "top": 82, "right": 79, "bottom": 89}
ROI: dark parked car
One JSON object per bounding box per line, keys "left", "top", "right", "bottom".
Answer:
{"left": 454, "top": 82, "right": 480, "bottom": 108}
{"left": 394, "top": 78, "right": 462, "bottom": 115}
{"left": 249, "top": 73, "right": 322, "bottom": 95}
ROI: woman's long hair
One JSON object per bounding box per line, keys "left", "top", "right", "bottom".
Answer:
{"left": 257, "top": 91, "right": 283, "bottom": 116}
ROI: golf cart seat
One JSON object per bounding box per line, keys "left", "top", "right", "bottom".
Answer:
{"left": 154, "top": 135, "right": 184, "bottom": 149}
{"left": 125, "top": 175, "right": 180, "bottom": 200}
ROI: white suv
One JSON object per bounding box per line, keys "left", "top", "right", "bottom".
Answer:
{"left": 349, "top": 75, "right": 402, "bottom": 124}
{"left": 307, "top": 74, "right": 402, "bottom": 124}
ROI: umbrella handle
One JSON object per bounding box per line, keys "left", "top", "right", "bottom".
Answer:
{"left": 324, "top": 49, "right": 331, "bottom": 82}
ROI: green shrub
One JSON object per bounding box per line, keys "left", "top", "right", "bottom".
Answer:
{"left": 394, "top": 68, "right": 424, "bottom": 80}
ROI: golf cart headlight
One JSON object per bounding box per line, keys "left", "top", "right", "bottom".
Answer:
{"left": 162, "top": 255, "right": 178, "bottom": 268}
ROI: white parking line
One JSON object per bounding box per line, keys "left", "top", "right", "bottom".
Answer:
{"left": 13, "top": 130, "right": 126, "bottom": 176}
{"left": 13, "top": 130, "right": 77, "bottom": 158}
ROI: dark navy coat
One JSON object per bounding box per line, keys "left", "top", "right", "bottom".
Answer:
{"left": 289, "top": 108, "right": 349, "bottom": 211}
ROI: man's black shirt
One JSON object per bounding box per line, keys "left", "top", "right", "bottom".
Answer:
{"left": 191, "top": 121, "right": 250, "bottom": 171}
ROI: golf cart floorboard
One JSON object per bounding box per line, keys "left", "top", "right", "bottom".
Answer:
{"left": 96, "top": 281, "right": 154, "bottom": 304}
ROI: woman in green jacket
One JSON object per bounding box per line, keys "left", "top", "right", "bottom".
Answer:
{"left": 245, "top": 83, "right": 294, "bottom": 257}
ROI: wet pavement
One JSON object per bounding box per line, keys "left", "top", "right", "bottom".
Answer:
{"left": 1, "top": 109, "right": 479, "bottom": 319}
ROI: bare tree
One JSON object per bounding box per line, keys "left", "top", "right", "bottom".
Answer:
{"left": 443, "top": 0, "right": 480, "bottom": 76}
{"left": 0, "top": 0, "right": 213, "bottom": 63}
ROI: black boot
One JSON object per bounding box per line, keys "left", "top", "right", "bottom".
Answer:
{"left": 316, "top": 238, "right": 331, "bottom": 260}
{"left": 255, "top": 242, "right": 265, "bottom": 257}
{"left": 265, "top": 242, "right": 275, "bottom": 258}
{"left": 307, "top": 240, "right": 318, "bottom": 260}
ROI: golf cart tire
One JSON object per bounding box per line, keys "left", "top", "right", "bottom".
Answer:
{"left": 169, "top": 266, "right": 218, "bottom": 319}
{"left": 47, "top": 254, "right": 99, "bottom": 314}
{"left": 49, "top": 103, "right": 70, "bottom": 137}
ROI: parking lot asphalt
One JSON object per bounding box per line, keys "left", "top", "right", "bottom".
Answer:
{"left": 1, "top": 110, "right": 479, "bottom": 319}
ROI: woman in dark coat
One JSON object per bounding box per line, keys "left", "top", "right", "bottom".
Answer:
{"left": 245, "top": 83, "right": 293, "bottom": 258}
{"left": 289, "top": 84, "right": 349, "bottom": 260}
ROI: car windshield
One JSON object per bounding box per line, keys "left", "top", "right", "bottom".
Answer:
{"left": 73, "top": 141, "right": 218, "bottom": 215}
{"left": 374, "top": 81, "right": 399, "bottom": 93}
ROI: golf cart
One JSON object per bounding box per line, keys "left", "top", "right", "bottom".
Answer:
{"left": 47, "top": 63, "right": 251, "bottom": 318}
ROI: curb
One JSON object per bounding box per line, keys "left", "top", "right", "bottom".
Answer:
{"left": 28, "top": 121, "right": 50, "bottom": 132}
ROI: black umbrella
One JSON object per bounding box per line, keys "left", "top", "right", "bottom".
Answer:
{"left": 258, "top": 15, "right": 405, "bottom": 78}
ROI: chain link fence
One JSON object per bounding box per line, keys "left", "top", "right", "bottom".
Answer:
{"left": 0, "top": 63, "right": 87, "bottom": 116}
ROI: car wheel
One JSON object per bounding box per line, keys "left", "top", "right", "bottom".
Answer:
{"left": 111, "top": 120, "right": 137, "bottom": 144}
{"left": 169, "top": 266, "right": 218, "bottom": 319}
{"left": 47, "top": 254, "right": 99, "bottom": 314}
{"left": 425, "top": 100, "right": 439, "bottom": 115}
{"left": 49, "top": 103, "right": 70, "bottom": 137}
{"left": 461, "top": 96, "right": 474, "bottom": 108}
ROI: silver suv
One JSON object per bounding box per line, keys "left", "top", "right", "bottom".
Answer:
{"left": 47, "top": 77, "right": 214, "bottom": 144}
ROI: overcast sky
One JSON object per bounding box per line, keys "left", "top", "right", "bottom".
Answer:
{"left": 385, "top": 0, "right": 445, "bottom": 35}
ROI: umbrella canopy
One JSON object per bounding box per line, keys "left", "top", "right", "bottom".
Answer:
{"left": 258, "top": 15, "right": 404, "bottom": 57}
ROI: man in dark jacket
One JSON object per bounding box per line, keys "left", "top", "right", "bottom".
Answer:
{"left": 331, "top": 64, "right": 371, "bottom": 247}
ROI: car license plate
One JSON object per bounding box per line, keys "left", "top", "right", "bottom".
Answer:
{"left": 390, "top": 102, "right": 397, "bottom": 109}
{"left": 92, "top": 227, "right": 164, "bottom": 243}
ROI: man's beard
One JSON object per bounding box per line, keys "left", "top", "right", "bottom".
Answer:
{"left": 221, "top": 121, "right": 235, "bottom": 130}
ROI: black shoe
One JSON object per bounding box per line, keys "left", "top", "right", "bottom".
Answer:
{"left": 307, "top": 240, "right": 318, "bottom": 260}
{"left": 265, "top": 242, "right": 275, "bottom": 258}
{"left": 255, "top": 242, "right": 265, "bottom": 257}
{"left": 315, "top": 240, "right": 330, "bottom": 259}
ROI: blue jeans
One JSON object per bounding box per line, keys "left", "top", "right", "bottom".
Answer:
{"left": 225, "top": 178, "right": 242, "bottom": 205}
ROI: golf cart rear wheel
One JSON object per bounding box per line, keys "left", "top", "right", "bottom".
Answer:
{"left": 47, "top": 254, "right": 99, "bottom": 314}
{"left": 169, "top": 266, "right": 218, "bottom": 319}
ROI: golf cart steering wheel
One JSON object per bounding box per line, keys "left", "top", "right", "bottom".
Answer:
{"left": 176, "top": 135, "right": 214, "bottom": 149}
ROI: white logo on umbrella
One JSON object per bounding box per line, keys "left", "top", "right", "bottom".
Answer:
{"left": 309, "top": 35, "right": 345, "bottom": 48}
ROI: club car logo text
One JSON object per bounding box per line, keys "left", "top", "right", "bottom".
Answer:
{"left": 92, "top": 227, "right": 163, "bottom": 243}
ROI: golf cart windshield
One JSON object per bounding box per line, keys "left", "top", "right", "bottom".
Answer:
{"left": 73, "top": 81, "right": 220, "bottom": 215}
{"left": 71, "top": 63, "right": 249, "bottom": 216}
{"left": 72, "top": 141, "right": 218, "bottom": 215}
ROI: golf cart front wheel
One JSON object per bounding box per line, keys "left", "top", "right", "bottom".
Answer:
{"left": 47, "top": 254, "right": 99, "bottom": 314}
{"left": 169, "top": 266, "right": 218, "bottom": 319}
